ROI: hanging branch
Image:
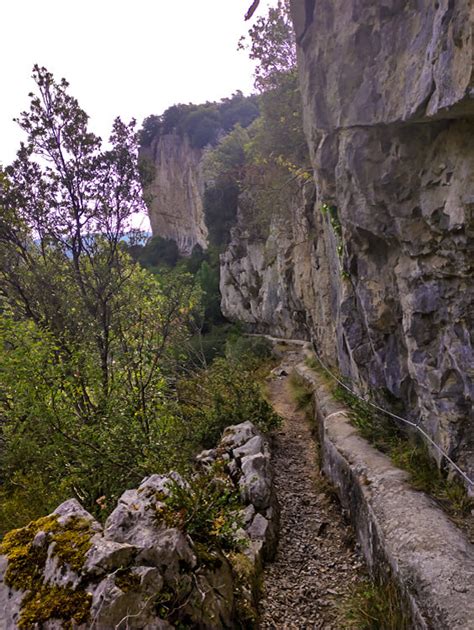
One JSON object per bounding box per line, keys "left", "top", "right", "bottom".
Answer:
{"left": 245, "top": 0, "right": 260, "bottom": 20}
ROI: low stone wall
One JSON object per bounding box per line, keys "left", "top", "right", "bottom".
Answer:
{"left": 0, "top": 422, "right": 278, "bottom": 629}
{"left": 296, "top": 362, "right": 474, "bottom": 630}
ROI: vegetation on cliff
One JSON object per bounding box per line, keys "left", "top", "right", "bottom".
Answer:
{"left": 140, "top": 90, "right": 259, "bottom": 149}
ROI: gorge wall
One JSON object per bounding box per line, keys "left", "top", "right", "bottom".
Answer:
{"left": 222, "top": 0, "right": 474, "bottom": 484}
{"left": 142, "top": 1, "right": 474, "bottom": 484}
{"left": 140, "top": 132, "right": 208, "bottom": 255}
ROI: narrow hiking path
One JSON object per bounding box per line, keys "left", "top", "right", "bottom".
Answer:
{"left": 259, "top": 349, "right": 365, "bottom": 629}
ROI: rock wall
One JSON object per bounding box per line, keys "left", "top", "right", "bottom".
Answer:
{"left": 140, "top": 132, "right": 208, "bottom": 255}
{"left": 221, "top": 1, "right": 474, "bottom": 483}
{"left": 220, "top": 183, "right": 316, "bottom": 340}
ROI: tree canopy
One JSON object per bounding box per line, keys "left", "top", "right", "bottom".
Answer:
{"left": 140, "top": 91, "right": 259, "bottom": 149}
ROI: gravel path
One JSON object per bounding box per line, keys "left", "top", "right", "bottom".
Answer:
{"left": 259, "top": 352, "right": 365, "bottom": 629}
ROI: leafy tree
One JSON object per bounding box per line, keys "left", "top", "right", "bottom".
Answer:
{"left": 0, "top": 267, "right": 199, "bottom": 526}
{"left": 0, "top": 67, "right": 201, "bottom": 526}
{"left": 236, "top": 0, "right": 311, "bottom": 237}
{"left": 182, "top": 107, "right": 221, "bottom": 148}
{"left": 1, "top": 66, "right": 147, "bottom": 393}
{"left": 202, "top": 124, "right": 250, "bottom": 246}
{"left": 239, "top": 0, "right": 296, "bottom": 92}
{"left": 139, "top": 94, "right": 259, "bottom": 149}
{"left": 219, "top": 91, "right": 259, "bottom": 131}
{"left": 139, "top": 114, "right": 162, "bottom": 146}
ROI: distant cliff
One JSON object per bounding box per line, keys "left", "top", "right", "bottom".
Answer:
{"left": 139, "top": 94, "right": 259, "bottom": 255}
{"left": 140, "top": 132, "right": 208, "bottom": 255}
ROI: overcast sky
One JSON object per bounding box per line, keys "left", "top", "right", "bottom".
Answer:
{"left": 1, "top": 0, "right": 276, "bottom": 166}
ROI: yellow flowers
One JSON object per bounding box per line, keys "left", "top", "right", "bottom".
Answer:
{"left": 211, "top": 514, "right": 226, "bottom": 536}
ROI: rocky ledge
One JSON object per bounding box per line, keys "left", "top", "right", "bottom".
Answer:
{"left": 0, "top": 422, "right": 278, "bottom": 629}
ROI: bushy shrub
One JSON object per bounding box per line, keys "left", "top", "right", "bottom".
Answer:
{"left": 157, "top": 465, "right": 244, "bottom": 551}
{"left": 225, "top": 334, "right": 273, "bottom": 361}
{"left": 177, "top": 357, "right": 280, "bottom": 449}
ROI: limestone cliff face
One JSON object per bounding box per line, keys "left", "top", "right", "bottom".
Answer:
{"left": 140, "top": 133, "right": 208, "bottom": 255}
{"left": 221, "top": 1, "right": 474, "bottom": 480}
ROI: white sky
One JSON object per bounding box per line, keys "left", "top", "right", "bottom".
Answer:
{"left": 1, "top": 0, "right": 276, "bottom": 168}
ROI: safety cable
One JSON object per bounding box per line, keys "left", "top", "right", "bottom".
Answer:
{"left": 308, "top": 339, "right": 473, "bottom": 489}
{"left": 247, "top": 332, "right": 473, "bottom": 488}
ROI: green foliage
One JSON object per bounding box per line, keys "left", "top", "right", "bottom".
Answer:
{"left": 331, "top": 382, "right": 473, "bottom": 531}
{"left": 203, "top": 180, "right": 240, "bottom": 246}
{"left": 156, "top": 465, "right": 244, "bottom": 551}
{"left": 182, "top": 107, "right": 221, "bottom": 149}
{"left": 225, "top": 334, "right": 273, "bottom": 362}
{"left": 0, "top": 68, "right": 287, "bottom": 549}
{"left": 195, "top": 260, "right": 223, "bottom": 326}
{"left": 139, "top": 92, "right": 259, "bottom": 149}
{"left": 333, "top": 386, "right": 401, "bottom": 454}
{"left": 134, "top": 234, "right": 180, "bottom": 268}
{"left": 0, "top": 67, "right": 209, "bottom": 530}
{"left": 187, "top": 324, "right": 232, "bottom": 366}
{"left": 177, "top": 357, "right": 281, "bottom": 450}
{"left": 202, "top": 124, "right": 249, "bottom": 184}
{"left": 321, "top": 202, "right": 345, "bottom": 263}
{"left": 391, "top": 441, "right": 474, "bottom": 520}
{"left": 240, "top": 0, "right": 296, "bottom": 92}
{"left": 234, "top": 2, "right": 311, "bottom": 239}
{"left": 0, "top": 265, "right": 200, "bottom": 528}
{"left": 202, "top": 125, "right": 249, "bottom": 246}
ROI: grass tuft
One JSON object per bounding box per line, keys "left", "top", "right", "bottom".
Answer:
{"left": 303, "top": 359, "right": 474, "bottom": 538}
{"left": 288, "top": 372, "right": 314, "bottom": 418}
{"left": 340, "top": 576, "right": 411, "bottom": 630}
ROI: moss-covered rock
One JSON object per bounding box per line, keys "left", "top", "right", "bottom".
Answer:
{"left": 0, "top": 509, "right": 95, "bottom": 628}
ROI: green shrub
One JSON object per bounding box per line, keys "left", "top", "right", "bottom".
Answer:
{"left": 225, "top": 335, "right": 273, "bottom": 362}
{"left": 156, "top": 465, "right": 244, "bottom": 552}
{"left": 177, "top": 357, "right": 281, "bottom": 449}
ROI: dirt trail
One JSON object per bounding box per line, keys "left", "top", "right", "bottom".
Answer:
{"left": 259, "top": 350, "right": 365, "bottom": 629}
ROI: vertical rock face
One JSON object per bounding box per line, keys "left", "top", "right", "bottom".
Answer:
{"left": 222, "top": 1, "right": 474, "bottom": 482}
{"left": 140, "top": 132, "right": 208, "bottom": 255}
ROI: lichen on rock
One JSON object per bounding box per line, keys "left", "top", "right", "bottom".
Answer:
{"left": 0, "top": 508, "right": 95, "bottom": 628}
